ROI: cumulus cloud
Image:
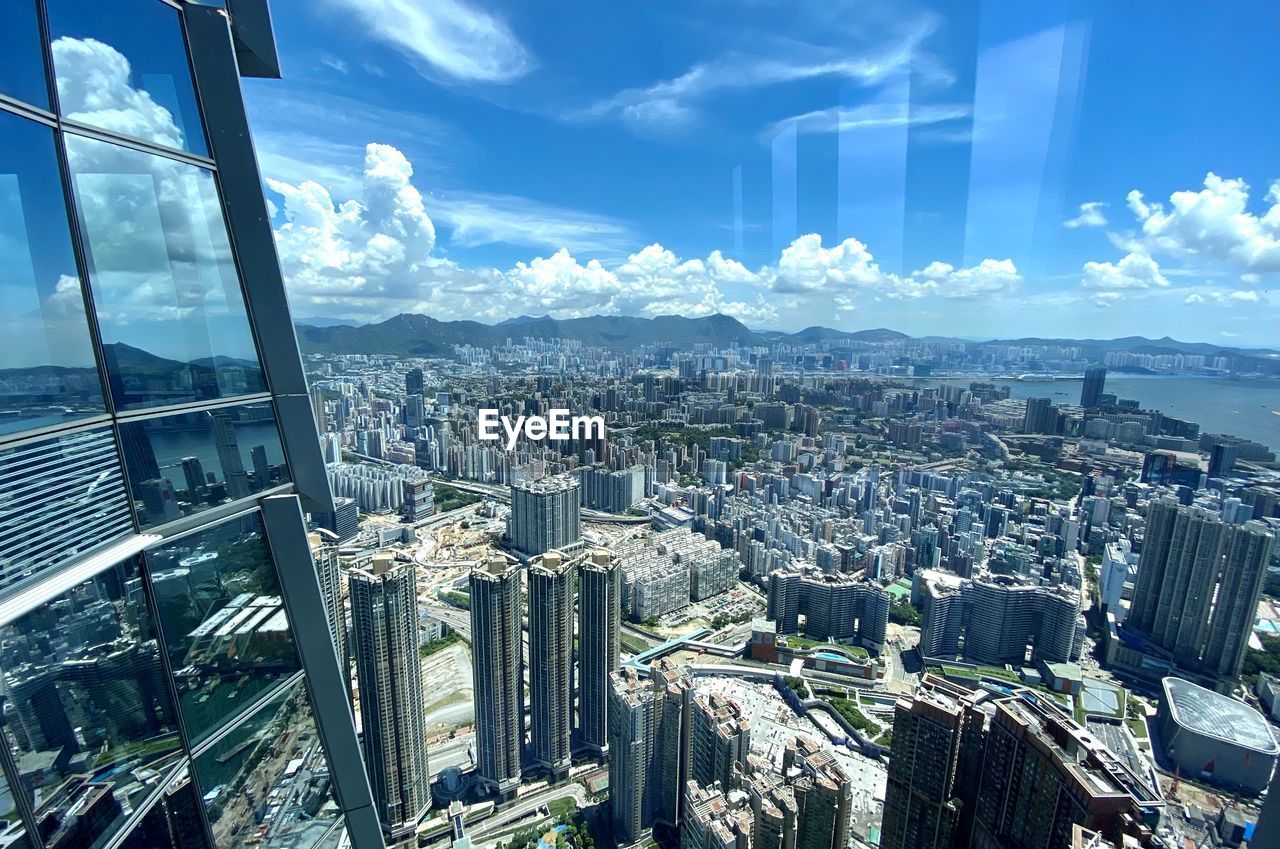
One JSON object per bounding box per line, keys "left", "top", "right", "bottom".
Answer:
{"left": 912, "top": 259, "right": 1021, "bottom": 299}
{"left": 1063, "top": 201, "right": 1107, "bottom": 229}
{"left": 323, "top": 0, "right": 532, "bottom": 83}
{"left": 1124, "top": 173, "right": 1280, "bottom": 271}
{"left": 270, "top": 143, "right": 437, "bottom": 302}
{"left": 52, "top": 37, "right": 187, "bottom": 150}
{"left": 1185, "top": 293, "right": 1206, "bottom": 304}
{"left": 268, "top": 143, "right": 1026, "bottom": 325}
{"left": 768, "top": 235, "right": 1020, "bottom": 302}
{"left": 1082, "top": 252, "right": 1169, "bottom": 290}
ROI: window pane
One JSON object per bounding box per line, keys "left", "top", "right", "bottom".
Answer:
{"left": 63, "top": 133, "right": 266, "bottom": 411}
{"left": 144, "top": 514, "right": 302, "bottom": 745}
{"left": 0, "top": 824, "right": 31, "bottom": 849}
{"left": 117, "top": 766, "right": 212, "bottom": 849}
{"left": 0, "top": 557, "right": 183, "bottom": 849}
{"left": 46, "top": 0, "right": 207, "bottom": 155}
{"left": 0, "top": 2, "right": 48, "bottom": 110}
{"left": 119, "top": 402, "right": 291, "bottom": 529}
{"left": 0, "top": 111, "right": 105, "bottom": 437}
{"left": 0, "top": 428, "right": 133, "bottom": 593}
{"left": 192, "top": 680, "right": 339, "bottom": 849}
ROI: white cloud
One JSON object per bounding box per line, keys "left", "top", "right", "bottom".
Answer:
{"left": 1185, "top": 293, "right": 1205, "bottom": 304}
{"left": 1063, "top": 201, "right": 1108, "bottom": 229}
{"left": 270, "top": 143, "right": 437, "bottom": 303}
{"left": 773, "top": 235, "right": 887, "bottom": 294}
{"left": 1124, "top": 173, "right": 1280, "bottom": 271}
{"left": 323, "top": 0, "right": 532, "bottom": 83}
{"left": 768, "top": 235, "right": 1019, "bottom": 302}
{"left": 568, "top": 22, "right": 936, "bottom": 134}
{"left": 269, "top": 145, "right": 1026, "bottom": 325}
{"left": 52, "top": 37, "right": 187, "bottom": 150}
{"left": 912, "top": 258, "right": 1021, "bottom": 299}
{"left": 766, "top": 102, "right": 969, "bottom": 138}
{"left": 426, "top": 190, "right": 637, "bottom": 257}
{"left": 1082, "top": 252, "right": 1169, "bottom": 290}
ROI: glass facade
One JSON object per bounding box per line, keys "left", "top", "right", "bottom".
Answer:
{"left": 0, "top": 4, "right": 378, "bottom": 849}
{"left": 145, "top": 514, "right": 302, "bottom": 745}
{"left": 120, "top": 402, "right": 290, "bottom": 529}
{"left": 65, "top": 133, "right": 267, "bottom": 411}
{"left": 0, "top": 110, "right": 104, "bottom": 436}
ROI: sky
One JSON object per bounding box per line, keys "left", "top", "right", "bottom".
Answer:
{"left": 242, "top": 0, "right": 1280, "bottom": 347}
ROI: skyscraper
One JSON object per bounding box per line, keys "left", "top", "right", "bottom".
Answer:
{"left": 578, "top": 549, "right": 620, "bottom": 756}
{"left": 608, "top": 660, "right": 693, "bottom": 844}
{"left": 882, "top": 678, "right": 985, "bottom": 849}
{"left": 211, "top": 409, "right": 251, "bottom": 500}
{"left": 690, "top": 693, "right": 750, "bottom": 791}
{"left": 311, "top": 530, "right": 350, "bottom": 695}
{"left": 1080, "top": 364, "right": 1107, "bottom": 408}
{"left": 406, "top": 367, "right": 425, "bottom": 396}
{"left": 349, "top": 555, "right": 431, "bottom": 835}
{"left": 971, "top": 694, "right": 1154, "bottom": 848}
{"left": 470, "top": 557, "right": 525, "bottom": 799}
{"left": 787, "top": 736, "right": 853, "bottom": 849}
{"left": 609, "top": 669, "right": 661, "bottom": 845}
{"left": 1127, "top": 500, "right": 1274, "bottom": 681}
{"left": 527, "top": 550, "right": 577, "bottom": 780}
{"left": 0, "top": 3, "right": 382, "bottom": 847}
{"left": 509, "top": 476, "right": 582, "bottom": 557}
{"left": 1022, "top": 397, "right": 1059, "bottom": 435}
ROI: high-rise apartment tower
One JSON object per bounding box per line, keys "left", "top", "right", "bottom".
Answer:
{"left": 349, "top": 555, "right": 432, "bottom": 835}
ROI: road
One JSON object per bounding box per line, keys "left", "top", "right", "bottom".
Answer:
{"left": 430, "top": 733, "right": 477, "bottom": 776}
{"left": 467, "top": 782, "right": 590, "bottom": 843}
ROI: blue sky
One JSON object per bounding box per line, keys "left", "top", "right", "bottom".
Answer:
{"left": 245, "top": 0, "right": 1280, "bottom": 346}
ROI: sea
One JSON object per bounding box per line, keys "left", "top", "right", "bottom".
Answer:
{"left": 924, "top": 375, "right": 1279, "bottom": 453}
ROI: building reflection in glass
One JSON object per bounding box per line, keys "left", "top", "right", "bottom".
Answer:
{"left": 143, "top": 514, "right": 301, "bottom": 746}
{"left": 119, "top": 403, "right": 290, "bottom": 529}
{"left": 0, "top": 557, "right": 182, "bottom": 849}
{"left": 192, "top": 680, "right": 339, "bottom": 849}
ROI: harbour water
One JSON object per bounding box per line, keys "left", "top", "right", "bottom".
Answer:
{"left": 927, "top": 375, "right": 1279, "bottom": 452}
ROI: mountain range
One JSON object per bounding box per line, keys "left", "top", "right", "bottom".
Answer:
{"left": 293, "top": 313, "right": 1279, "bottom": 368}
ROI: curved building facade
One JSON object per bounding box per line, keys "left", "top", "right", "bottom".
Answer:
{"left": 1156, "top": 677, "right": 1279, "bottom": 794}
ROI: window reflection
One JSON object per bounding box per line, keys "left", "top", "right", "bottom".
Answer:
{"left": 119, "top": 403, "right": 291, "bottom": 529}
{"left": 46, "top": 0, "right": 207, "bottom": 155}
{"left": 63, "top": 133, "right": 265, "bottom": 412}
{"left": 0, "top": 2, "right": 48, "bottom": 110}
{"left": 116, "top": 766, "right": 212, "bottom": 849}
{"left": 144, "top": 514, "right": 301, "bottom": 746}
{"left": 0, "top": 823, "right": 31, "bottom": 849}
{"left": 0, "top": 557, "right": 183, "bottom": 849}
{"left": 0, "top": 111, "right": 105, "bottom": 437}
{"left": 192, "top": 681, "right": 339, "bottom": 849}
{"left": 0, "top": 428, "right": 133, "bottom": 595}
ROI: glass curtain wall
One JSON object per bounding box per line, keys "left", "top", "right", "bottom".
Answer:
{"left": 0, "top": 3, "right": 372, "bottom": 848}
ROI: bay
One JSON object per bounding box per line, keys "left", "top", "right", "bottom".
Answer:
{"left": 926, "top": 375, "right": 1279, "bottom": 452}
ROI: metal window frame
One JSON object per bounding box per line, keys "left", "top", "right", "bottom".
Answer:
{"left": 260, "top": 494, "right": 386, "bottom": 849}
{"left": 184, "top": 3, "right": 335, "bottom": 515}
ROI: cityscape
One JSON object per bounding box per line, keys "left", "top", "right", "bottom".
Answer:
{"left": 1, "top": 3, "right": 1279, "bottom": 849}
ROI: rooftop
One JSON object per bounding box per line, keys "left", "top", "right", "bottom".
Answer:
{"left": 1161, "top": 676, "right": 1279, "bottom": 754}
